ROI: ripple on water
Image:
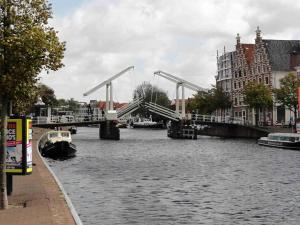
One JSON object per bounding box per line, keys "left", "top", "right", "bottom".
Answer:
{"left": 47, "top": 127, "right": 300, "bottom": 225}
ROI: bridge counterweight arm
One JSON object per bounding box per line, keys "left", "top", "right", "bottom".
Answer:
{"left": 83, "top": 66, "right": 134, "bottom": 96}
{"left": 154, "top": 70, "right": 206, "bottom": 92}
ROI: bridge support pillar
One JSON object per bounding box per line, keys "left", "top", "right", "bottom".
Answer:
{"left": 99, "top": 120, "right": 120, "bottom": 140}
{"left": 167, "top": 120, "right": 197, "bottom": 139}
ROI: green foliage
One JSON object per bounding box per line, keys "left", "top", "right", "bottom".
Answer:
{"left": 0, "top": 0, "right": 65, "bottom": 209}
{"left": 187, "top": 87, "right": 232, "bottom": 114}
{"left": 66, "top": 98, "right": 80, "bottom": 112}
{"left": 0, "top": 0, "right": 65, "bottom": 112}
{"left": 133, "top": 82, "right": 170, "bottom": 119}
{"left": 133, "top": 82, "right": 170, "bottom": 106}
{"left": 243, "top": 82, "right": 273, "bottom": 110}
{"left": 273, "top": 73, "right": 300, "bottom": 113}
{"left": 37, "top": 83, "right": 57, "bottom": 106}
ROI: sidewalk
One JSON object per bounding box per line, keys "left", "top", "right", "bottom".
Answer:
{"left": 0, "top": 128, "right": 76, "bottom": 225}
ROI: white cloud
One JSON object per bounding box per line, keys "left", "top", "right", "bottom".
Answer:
{"left": 41, "top": 0, "right": 300, "bottom": 102}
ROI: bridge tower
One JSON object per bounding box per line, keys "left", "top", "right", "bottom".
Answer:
{"left": 154, "top": 71, "right": 206, "bottom": 118}
{"left": 83, "top": 66, "right": 134, "bottom": 140}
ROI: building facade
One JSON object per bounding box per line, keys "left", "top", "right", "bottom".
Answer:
{"left": 215, "top": 48, "right": 235, "bottom": 118}
{"left": 230, "top": 27, "right": 300, "bottom": 125}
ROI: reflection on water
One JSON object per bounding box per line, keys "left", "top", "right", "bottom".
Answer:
{"left": 47, "top": 127, "right": 300, "bottom": 225}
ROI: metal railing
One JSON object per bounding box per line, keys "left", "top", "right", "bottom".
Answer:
{"left": 145, "top": 102, "right": 180, "bottom": 121}
{"left": 190, "top": 114, "right": 246, "bottom": 125}
{"left": 117, "top": 97, "right": 143, "bottom": 118}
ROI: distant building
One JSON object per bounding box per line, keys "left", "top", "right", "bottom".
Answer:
{"left": 171, "top": 98, "right": 193, "bottom": 113}
{"left": 216, "top": 48, "right": 235, "bottom": 94}
{"left": 97, "top": 101, "right": 128, "bottom": 110}
{"left": 215, "top": 47, "right": 235, "bottom": 118}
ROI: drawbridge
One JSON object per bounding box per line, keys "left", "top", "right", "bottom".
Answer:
{"left": 117, "top": 97, "right": 144, "bottom": 119}
{"left": 144, "top": 102, "right": 180, "bottom": 121}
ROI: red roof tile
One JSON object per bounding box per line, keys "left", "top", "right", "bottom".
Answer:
{"left": 241, "top": 44, "right": 255, "bottom": 65}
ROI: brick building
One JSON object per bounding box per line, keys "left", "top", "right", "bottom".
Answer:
{"left": 231, "top": 27, "right": 300, "bottom": 125}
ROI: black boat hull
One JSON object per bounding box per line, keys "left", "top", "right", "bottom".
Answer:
{"left": 41, "top": 141, "right": 76, "bottom": 159}
{"left": 132, "top": 123, "right": 165, "bottom": 129}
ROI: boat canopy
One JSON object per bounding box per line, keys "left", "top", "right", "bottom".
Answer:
{"left": 268, "top": 133, "right": 300, "bottom": 142}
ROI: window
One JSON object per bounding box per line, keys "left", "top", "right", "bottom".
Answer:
{"left": 265, "top": 76, "right": 269, "bottom": 84}
{"left": 259, "top": 78, "right": 262, "bottom": 83}
{"left": 234, "top": 98, "right": 238, "bottom": 106}
{"left": 234, "top": 82, "right": 237, "bottom": 89}
{"left": 239, "top": 70, "right": 242, "bottom": 77}
{"left": 238, "top": 82, "right": 241, "bottom": 88}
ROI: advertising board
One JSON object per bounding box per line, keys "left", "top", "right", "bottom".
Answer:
{"left": 6, "top": 116, "right": 32, "bottom": 175}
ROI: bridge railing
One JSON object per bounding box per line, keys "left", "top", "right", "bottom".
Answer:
{"left": 32, "top": 116, "right": 51, "bottom": 125}
{"left": 117, "top": 97, "right": 143, "bottom": 119}
{"left": 190, "top": 114, "right": 246, "bottom": 125}
{"left": 32, "top": 113, "right": 105, "bottom": 125}
{"left": 145, "top": 102, "right": 180, "bottom": 121}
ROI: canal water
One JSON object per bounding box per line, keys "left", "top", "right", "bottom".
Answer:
{"left": 47, "top": 127, "right": 300, "bottom": 225}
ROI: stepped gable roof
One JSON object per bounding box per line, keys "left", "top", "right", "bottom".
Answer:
{"left": 241, "top": 44, "right": 255, "bottom": 65}
{"left": 263, "top": 39, "right": 300, "bottom": 71}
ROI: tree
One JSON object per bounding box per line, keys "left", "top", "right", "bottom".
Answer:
{"left": 133, "top": 82, "right": 170, "bottom": 119}
{"left": 0, "top": 0, "right": 65, "bottom": 209}
{"left": 187, "top": 90, "right": 215, "bottom": 114}
{"left": 37, "top": 83, "right": 57, "bottom": 107}
{"left": 211, "top": 86, "right": 232, "bottom": 117}
{"left": 186, "top": 87, "right": 231, "bottom": 116}
{"left": 273, "top": 73, "right": 300, "bottom": 127}
{"left": 243, "top": 82, "right": 273, "bottom": 126}
{"left": 67, "top": 98, "right": 80, "bottom": 112}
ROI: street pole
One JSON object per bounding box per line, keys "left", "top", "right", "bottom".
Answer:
{"left": 0, "top": 0, "right": 12, "bottom": 209}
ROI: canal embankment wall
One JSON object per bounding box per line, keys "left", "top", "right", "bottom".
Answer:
{"left": 197, "top": 123, "right": 269, "bottom": 138}
{"left": 0, "top": 127, "right": 81, "bottom": 225}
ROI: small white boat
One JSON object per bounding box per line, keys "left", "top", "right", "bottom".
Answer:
{"left": 131, "top": 117, "right": 164, "bottom": 129}
{"left": 258, "top": 132, "right": 300, "bottom": 150}
{"left": 38, "top": 130, "right": 76, "bottom": 159}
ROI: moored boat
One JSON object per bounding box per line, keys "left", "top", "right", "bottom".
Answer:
{"left": 38, "top": 130, "right": 76, "bottom": 159}
{"left": 258, "top": 132, "right": 300, "bottom": 150}
{"left": 131, "top": 118, "right": 165, "bottom": 129}
{"left": 68, "top": 126, "right": 77, "bottom": 134}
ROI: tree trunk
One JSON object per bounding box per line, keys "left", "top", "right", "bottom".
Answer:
{"left": 255, "top": 108, "right": 259, "bottom": 127}
{"left": 294, "top": 108, "right": 297, "bottom": 131}
{"left": 0, "top": 96, "right": 8, "bottom": 209}
{"left": 263, "top": 108, "right": 266, "bottom": 126}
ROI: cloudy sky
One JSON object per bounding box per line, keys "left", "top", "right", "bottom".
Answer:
{"left": 40, "top": 0, "right": 300, "bottom": 103}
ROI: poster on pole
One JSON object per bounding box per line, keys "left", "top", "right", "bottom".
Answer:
{"left": 6, "top": 116, "right": 32, "bottom": 175}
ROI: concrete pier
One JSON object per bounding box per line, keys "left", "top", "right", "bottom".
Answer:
{"left": 99, "top": 121, "right": 120, "bottom": 140}
{"left": 167, "top": 121, "right": 197, "bottom": 139}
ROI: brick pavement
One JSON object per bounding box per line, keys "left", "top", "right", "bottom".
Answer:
{"left": 0, "top": 128, "right": 76, "bottom": 225}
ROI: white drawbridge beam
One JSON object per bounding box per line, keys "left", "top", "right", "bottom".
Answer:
{"left": 83, "top": 66, "right": 134, "bottom": 111}
{"left": 154, "top": 70, "right": 207, "bottom": 118}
